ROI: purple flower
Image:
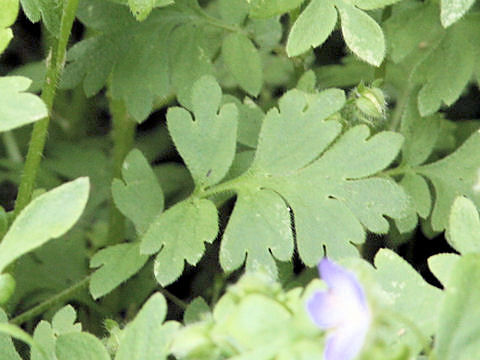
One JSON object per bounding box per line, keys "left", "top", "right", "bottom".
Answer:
{"left": 307, "top": 258, "right": 371, "bottom": 360}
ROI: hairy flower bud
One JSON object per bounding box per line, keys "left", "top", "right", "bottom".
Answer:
{"left": 353, "top": 81, "right": 387, "bottom": 124}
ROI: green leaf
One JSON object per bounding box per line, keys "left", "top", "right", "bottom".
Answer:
{"left": 249, "top": 0, "right": 305, "bottom": 18}
{"left": 62, "top": 0, "right": 189, "bottom": 122}
{"left": 400, "top": 95, "right": 441, "bottom": 167}
{"left": 335, "top": 0, "right": 385, "bottom": 66}
{"left": 0, "top": 0, "right": 19, "bottom": 27}
{"left": 447, "top": 196, "right": 480, "bottom": 254}
{"left": 168, "top": 23, "right": 215, "bottom": 110}
{"left": 220, "top": 89, "right": 408, "bottom": 272}
{"left": 0, "top": 177, "right": 90, "bottom": 273}
{"left": 383, "top": 2, "right": 444, "bottom": 63}
{"left": 184, "top": 297, "right": 210, "bottom": 324}
{"left": 112, "top": 149, "right": 164, "bottom": 234}
{"left": 427, "top": 253, "right": 459, "bottom": 287}
{"left": 417, "top": 131, "right": 480, "bottom": 231}
{"left": 417, "top": 27, "right": 474, "bottom": 116}
{"left": 222, "top": 33, "right": 263, "bottom": 96}
{"left": 0, "top": 273, "right": 15, "bottom": 305}
{"left": 52, "top": 305, "right": 81, "bottom": 334}
{"left": 55, "top": 332, "right": 110, "bottom": 360}
{"left": 286, "top": 0, "right": 337, "bottom": 57}
{"left": 220, "top": 187, "right": 294, "bottom": 277}
{"left": 31, "top": 321, "right": 55, "bottom": 360}
{"left": 89, "top": 243, "right": 149, "bottom": 299}
{"left": 128, "top": 0, "right": 173, "bottom": 21}
{"left": 434, "top": 254, "right": 480, "bottom": 360}
{"left": 141, "top": 198, "right": 218, "bottom": 285}
{"left": 374, "top": 249, "right": 443, "bottom": 349}
{"left": 252, "top": 89, "right": 344, "bottom": 174}
{"left": 350, "top": 0, "right": 401, "bottom": 10}
{"left": 0, "top": 28, "right": 13, "bottom": 54}
{"left": 19, "top": 0, "right": 62, "bottom": 37}
{"left": 441, "top": 0, "right": 475, "bottom": 27}
{"left": 115, "top": 293, "right": 179, "bottom": 360}
{"left": 218, "top": 0, "right": 249, "bottom": 25}
{"left": 0, "top": 309, "right": 21, "bottom": 360}
{"left": 167, "top": 76, "right": 237, "bottom": 188}
{"left": 0, "top": 76, "right": 48, "bottom": 132}
{"left": 222, "top": 95, "right": 264, "bottom": 148}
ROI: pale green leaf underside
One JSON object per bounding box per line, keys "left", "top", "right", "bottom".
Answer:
{"left": 286, "top": 0, "right": 337, "bottom": 57}
{"left": 167, "top": 76, "right": 237, "bottom": 188}
{"left": 434, "top": 254, "right": 480, "bottom": 360}
{"left": 115, "top": 293, "right": 179, "bottom": 360}
{"left": 89, "top": 243, "right": 149, "bottom": 299}
{"left": 141, "top": 198, "right": 218, "bottom": 286}
{"left": 55, "top": 332, "right": 110, "bottom": 360}
{"left": 336, "top": 0, "right": 385, "bottom": 66}
{"left": 441, "top": 0, "right": 475, "bottom": 27}
{"left": 447, "top": 196, "right": 480, "bottom": 254}
{"left": 0, "top": 177, "right": 90, "bottom": 273}
{"left": 0, "top": 76, "right": 47, "bottom": 132}
{"left": 112, "top": 149, "right": 164, "bottom": 234}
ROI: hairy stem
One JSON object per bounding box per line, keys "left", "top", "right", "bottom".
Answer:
{"left": 14, "top": 0, "right": 80, "bottom": 216}
{"left": 106, "top": 95, "right": 136, "bottom": 245}
{"left": 10, "top": 275, "right": 91, "bottom": 325}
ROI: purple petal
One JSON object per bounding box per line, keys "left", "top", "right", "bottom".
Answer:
{"left": 307, "top": 290, "right": 344, "bottom": 329}
{"left": 324, "top": 322, "right": 369, "bottom": 360}
{"left": 318, "top": 258, "right": 367, "bottom": 310}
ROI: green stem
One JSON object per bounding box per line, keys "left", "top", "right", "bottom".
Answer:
{"left": 158, "top": 285, "right": 187, "bottom": 310}
{"left": 13, "top": 0, "right": 80, "bottom": 217}
{"left": 10, "top": 275, "right": 91, "bottom": 325}
{"left": 106, "top": 95, "right": 136, "bottom": 245}
{"left": 388, "top": 83, "right": 414, "bottom": 132}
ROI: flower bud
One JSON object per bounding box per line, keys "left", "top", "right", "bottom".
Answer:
{"left": 353, "top": 82, "right": 387, "bottom": 124}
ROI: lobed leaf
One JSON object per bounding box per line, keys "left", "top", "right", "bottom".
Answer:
{"left": 55, "top": 332, "right": 110, "bottom": 360}
{"left": 219, "top": 89, "right": 408, "bottom": 274}
{"left": 416, "top": 27, "right": 474, "bottom": 116}
{"left": 417, "top": 131, "right": 480, "bottom": 231}
{"left": 19, "top": 0, "right": 62, "bottom": 37}
{"left": 0, "top": 76, "right": 48, "bottom": 132}
{"left": 115, "top": 293, "right": 179, "bottom": 360}
{"left": 167, "top": 76, "right": 237, "bottom": 188}
{"left": 141, "top": 198, "right": 218, "bottom": 286}
{"left": 112, "top": 149, "right": 164, "bottom": 234}
{"left": 89, "top": 243, "right": 149, "bottom": 299}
